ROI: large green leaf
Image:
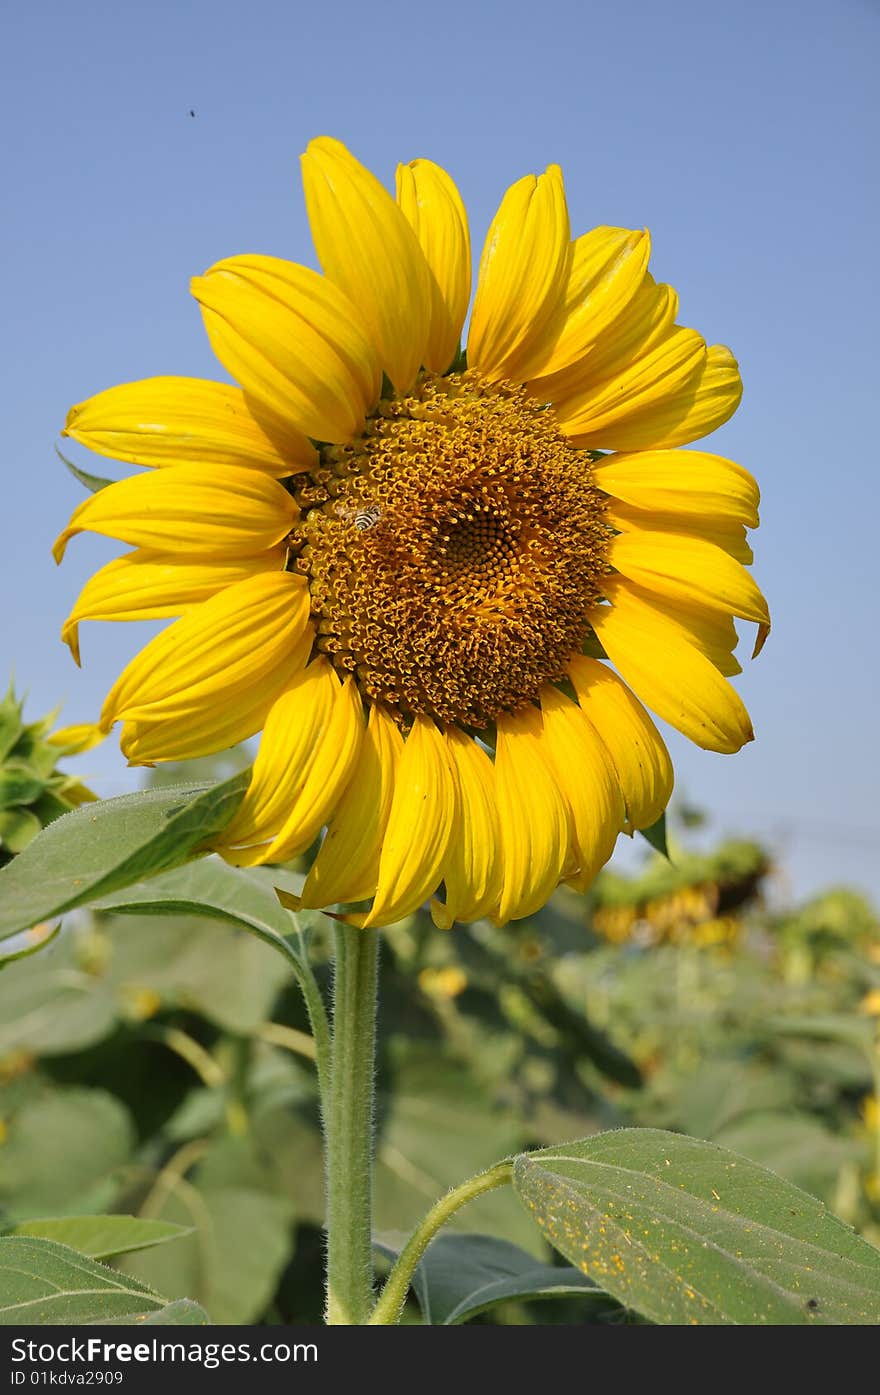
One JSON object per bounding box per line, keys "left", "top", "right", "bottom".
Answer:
{"left": 0, "top": 774, "right": 250, "bottom": 942}
{"left": 405, "top": 1233, "right": 605, "bottom": 1325}
{"left": 512, "top": 1128, "right": 880, "bottom": 1325}
{"left": 9, "top": 1215, "right": 192, "bottom": 1260}
{"left": 0, "top": 1237, "right": 168, "bottom": 1324}
{"left": 93, "top": 858, "right": 306, "bottom": 976}
{"left": 121, "top": 1186, "right": 294, "bottom": 1325}
{"left": 0, "top": 1089, "right": 134, "bottom": 1221}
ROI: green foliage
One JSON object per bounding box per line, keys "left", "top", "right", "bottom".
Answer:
{"left": 0, "top": 1237, "right": 206, "bottom": 1324}
{"left": 8, "top": 1216, "right": 192, "bottom": 1259}
{"left": 0, "top": 766, "right": 878, "bottom": 1325}
{"left": 401, "top": 1233, "right": 605, "bottom": 1324}
{"left": 0, "top": 687, "right": 95, "bottom": 868}
{"left": 513, "top": 1130, "right": 880, "bottom": 1325}
{"left": 0, "top": 774, "right": 250, "bottom": 942}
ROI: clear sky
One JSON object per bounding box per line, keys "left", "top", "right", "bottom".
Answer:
{"left": 3, "top": 0, "right": 878, "bottom": 902}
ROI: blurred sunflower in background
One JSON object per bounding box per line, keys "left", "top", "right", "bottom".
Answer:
{"left": 53, "top": 137, "right": 769, "bottom": 928}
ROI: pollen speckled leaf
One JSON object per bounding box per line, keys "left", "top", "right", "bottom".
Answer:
{"left": 0, "top": 773, "right": 250, "bottom": 942}
{"left": 512, "top": 1129, "right": 880, "bottom": 1325}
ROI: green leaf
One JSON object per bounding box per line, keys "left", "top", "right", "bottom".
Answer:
{"left": 637, "top": 811, "right": 669, "bottom": 859}
{"left": 512, "top": 1128, "right": 880, "bottom": 1325}
{"left": 0, "top": 921, "right": 60, "bottom": 967}
{"left": 55, "top": 443, "right": 114, "bottom": 493}
{"left": 0, "top": 806, "right": 44, "bottom": 856}
{"left": 8, "top": 1216, "right": 193, "bottom": 1260}
{"left": 0, "top": 1237, "right": 168, "bottom": 1324}
{"left": 121, "top": 1185, "right": 294, "bottom": 1325}
{"left": 0, "top": 1089, "right": 135, "bottom": 1221}
{"left": 0, "top": 773, "right": 250, "bottom": 943}
{"left": 92, "top": 857, "right": 306, "bottom": 976}
{"left": 405, "top": 1233, "right": 604, "bottom": 1325}
{"left": 102, "top": 1298, "right": 209, "bottom": 1325}
{"left": 0, "top": 764, "right": 46, "bottom": 808}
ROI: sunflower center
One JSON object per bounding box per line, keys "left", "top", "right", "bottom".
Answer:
{"left": 287, "top": 371, "right": 610, "bottom": 729}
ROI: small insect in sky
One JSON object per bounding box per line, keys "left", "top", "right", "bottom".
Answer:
{"left": 189, "top": 109, "right": 196, "bottom": 118}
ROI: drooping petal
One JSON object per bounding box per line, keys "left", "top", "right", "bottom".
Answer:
{"left": 587, "top": 583, "right": 754, "bottom": 753}
{"left": 566, "top": 656, "right": 673, "bottom": 832}
{"left": 592, "top": 448, "right": 760, "bottom": 528}
{"left": 608, "top": 528, "right": 770, "bottom": 628}
{"left": 467, "top": 165, "right": 571, "bottom": 383}
{"left": 522, "top": 225, "right": 651, "bottom": 381}
{"left": 300, "top": 704, "right": 403, "bottom": 909}
{"left": 62, "top": 377, "right": 315, "bottom": 475}
{"left": 494, "top": 704, "right": 570, "bottom": 924}
{"left": 539, "top": 685, "right": 623, "bottom": 892}
{"left": 218, "top": 661, "right": 364, "bottom": 865}
{"left": 396, "top": 159, "right": 471, "bottom": 374}
{"left": 431, "top": 728, "right": 503, "bottom": 929}
{"left": 53, "top": 463, "right": 297, "bottom": 563}
{"left": 48, "top": 722, "right": 107, "bottom": 755}
{"left": 362, "top": 715, "right": 455, "bottom": 928}
{"left": 61, "top": 547, "right": 285, "bottom": 664}
{"left": 100, "top": 572, "right": 312, "bottom": 761}
{"left": 301, "top": 137, "right": 433, "bottom": 393}
{"left": 191, "top": 255, "right": 381, "bottom": 443}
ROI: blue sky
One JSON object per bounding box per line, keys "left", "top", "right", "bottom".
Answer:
{"left": 3, "top": 0, "right": 878, "bottom": 901}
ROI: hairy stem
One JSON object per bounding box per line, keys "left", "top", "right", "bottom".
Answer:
{"left": 368, "top": 1161, "right": 514, "bottom": 1325}
{"left": 324, "top": 923, "right": 380, "bottom": 1325}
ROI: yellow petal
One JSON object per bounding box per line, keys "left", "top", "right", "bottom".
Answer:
{"left": 47, "top": 722, "right": 107, "bottom": 756}
{"left": 588, "top": 583, "right": 754, "bottom": 753}
{"left": 396, "top": 159, "right": 471, "bottom": 374}
{"left": 218, "top": 662, "right": 364, "bottom": 865}
{"left": 191, "top": 255, "right": 381, "bottom": 444}
{"left": 467, "top": 165, "right": 571, "bottom": 382}
{"left": 63, "top": 377, "right": 315, "bottom": 475}
{"left": 539, "top": 685, "right": 623, "bottom": 892}
{"left": 494, "top": 704, "right": 570, "bottom": 925}
{"left": 532, "top": 274, "right": 678, "bottom": 404}
{"left": 53, "top": 463, "right": 297, "bottom": 563}
{"left": 592, "top": 448, "right": 760, "bottom": 528}
{"left": 300, "top": 704, "right": 403, "bottom": 909}
{"left": 553, "top": 326, "right": 707, "bottom": 444}
{"left": 611, "top": 577, "right": 743, "bottom": 677}
{"left": 522, "top": 226, "right": 651, "bottom": 381}
{"left": 609, "top": 527, "right": 770, "bottom": 628}
{"left": 363, "top": 715, "right": 455, "bottom": 927}
{"left": 566, "top": 656, "right": 673, "bottom": 832}
{"left": 431, "top": 728, "right": 503, "bottom": 929}
{"left": 61, "top": 547, "right": 285, "bottom": 665}
{"left": 605, "top": 500, "right": 754, "bottom": 565}
{"left": 567, "top": 343, "right": 742, "bottom": 451}
{"left": 101, "top": 572, "right": 312, "bottom": 761}
{"left": 301, "top": 137, "right": 433, "bottom": 393}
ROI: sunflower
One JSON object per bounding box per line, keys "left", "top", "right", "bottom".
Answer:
{"left": 54, "top": 137, "right": 769, "bottom": 929}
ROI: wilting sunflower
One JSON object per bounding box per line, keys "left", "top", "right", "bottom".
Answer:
{"left": 54, "top": 137, "right": 769, "bottom": 929}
